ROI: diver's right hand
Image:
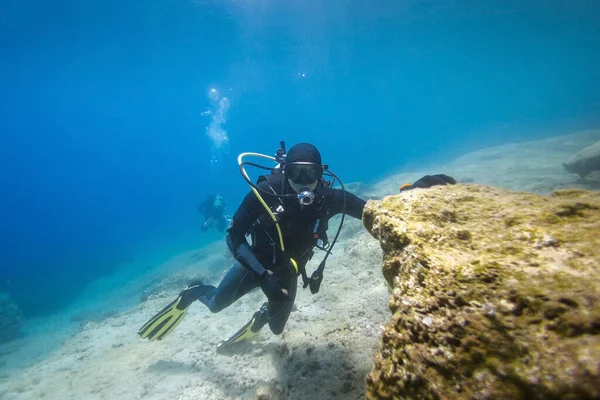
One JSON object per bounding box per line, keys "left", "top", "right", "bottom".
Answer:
{"left": 260, "top": 273, "right": 289, "bottom": 302}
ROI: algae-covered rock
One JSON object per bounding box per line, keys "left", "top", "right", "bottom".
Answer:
{"left": 564, "top": 140, "right": 600, "bottom": 178}
{"left": 363, "top": 184, "right": 600, "bottom": 399}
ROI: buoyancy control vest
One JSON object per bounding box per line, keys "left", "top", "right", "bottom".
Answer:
{"left": 251, "top": 174, "right": 330, "bottom": 274}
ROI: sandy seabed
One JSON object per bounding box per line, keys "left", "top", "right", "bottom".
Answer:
{"left": 1, "top": 130, "right": 598, "bottom": 400}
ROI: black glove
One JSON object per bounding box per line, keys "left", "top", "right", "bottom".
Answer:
{"left": 260, "top": 273, "right": 289, "bottom": 302}
{"left": 400, "top": 174, "right": 457, "bottom": 192}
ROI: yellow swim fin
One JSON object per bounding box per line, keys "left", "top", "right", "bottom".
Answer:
{"left": 217, "top": 303, "right": 269, "bottom": 351}
{"left": 138, "top": 282, "right": 204, "bottom": 341}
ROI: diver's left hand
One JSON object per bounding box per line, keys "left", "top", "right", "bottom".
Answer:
{"left": 400, "top": 174, "right": 457, "bottom": 192}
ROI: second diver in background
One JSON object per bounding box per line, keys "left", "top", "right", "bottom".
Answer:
{"left": 198, "top": 193, "right": 230, "bottom": 233}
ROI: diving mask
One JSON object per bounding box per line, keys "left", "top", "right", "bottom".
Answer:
{"left": 284, "top": 162, "right": 323, "bottom": 184}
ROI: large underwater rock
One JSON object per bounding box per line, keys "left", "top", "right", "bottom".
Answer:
{"left": 564, "top": 140, "right": 600, "bottom": 178}
{"left": 0, "top": 293, "right": 23, "bottom": 344}
{"left": 363, "top": 184, "right": 600, "bottom": 399}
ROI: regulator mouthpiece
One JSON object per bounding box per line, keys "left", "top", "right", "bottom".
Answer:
{"left": 297, "top": 188, "right": 315, "bottom": 206}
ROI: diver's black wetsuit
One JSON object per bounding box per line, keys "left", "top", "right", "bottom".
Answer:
{"left": 197, "top": 173, "right": 366, "bottom": 334}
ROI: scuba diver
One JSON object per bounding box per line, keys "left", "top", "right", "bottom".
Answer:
{"left": 138, "top": 142, "right": 455, "bottom": 350}
{"left": 198, "top": 193, "right": 230, "bottom": 233}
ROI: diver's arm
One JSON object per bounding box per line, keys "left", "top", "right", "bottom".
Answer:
{"left": 225, "top": 235, "right": 266, "bottom": 278}
{"left": 226, "top": 185, "right": 270, "bottom": 278}
{"left": 199, "top": 198, "right": 210, "bottom": 214}
{"left": 330, "top": 189, "right": 366, "bottom": 219}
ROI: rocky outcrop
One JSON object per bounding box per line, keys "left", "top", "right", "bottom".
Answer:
{"left": 363, "top": 184, "right": 600, "bottom": 399}
{"left": 564, "top": 140, "right": 600, "bottom": 178}
{"left": 0, "top": 293, "right": 23, "bottom": 344}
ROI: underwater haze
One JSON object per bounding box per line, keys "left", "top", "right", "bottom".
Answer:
{"left": 1, "top": 0, "right": 600, "bottom": 317}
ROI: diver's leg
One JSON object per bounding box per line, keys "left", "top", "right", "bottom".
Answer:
{"left": 198, "top": 262, "right": 260, "bottom": 313}
{"left": 266, "top": 262, "right": 298, "bottom": 335}
{"left": 216, "top": 261, "right": 297, "bottom": 350}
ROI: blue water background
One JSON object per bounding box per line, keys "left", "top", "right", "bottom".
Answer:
{"left": 1, "top": 0, "right": 599, "bottom": 317}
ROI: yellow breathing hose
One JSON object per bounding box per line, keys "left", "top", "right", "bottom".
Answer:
{"left": 237, "top": 152, "right": 298, "bottom": 274}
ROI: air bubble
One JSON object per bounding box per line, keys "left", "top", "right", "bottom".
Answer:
{"left": 208, "top": 88, "right": 219, "bottom": 102}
